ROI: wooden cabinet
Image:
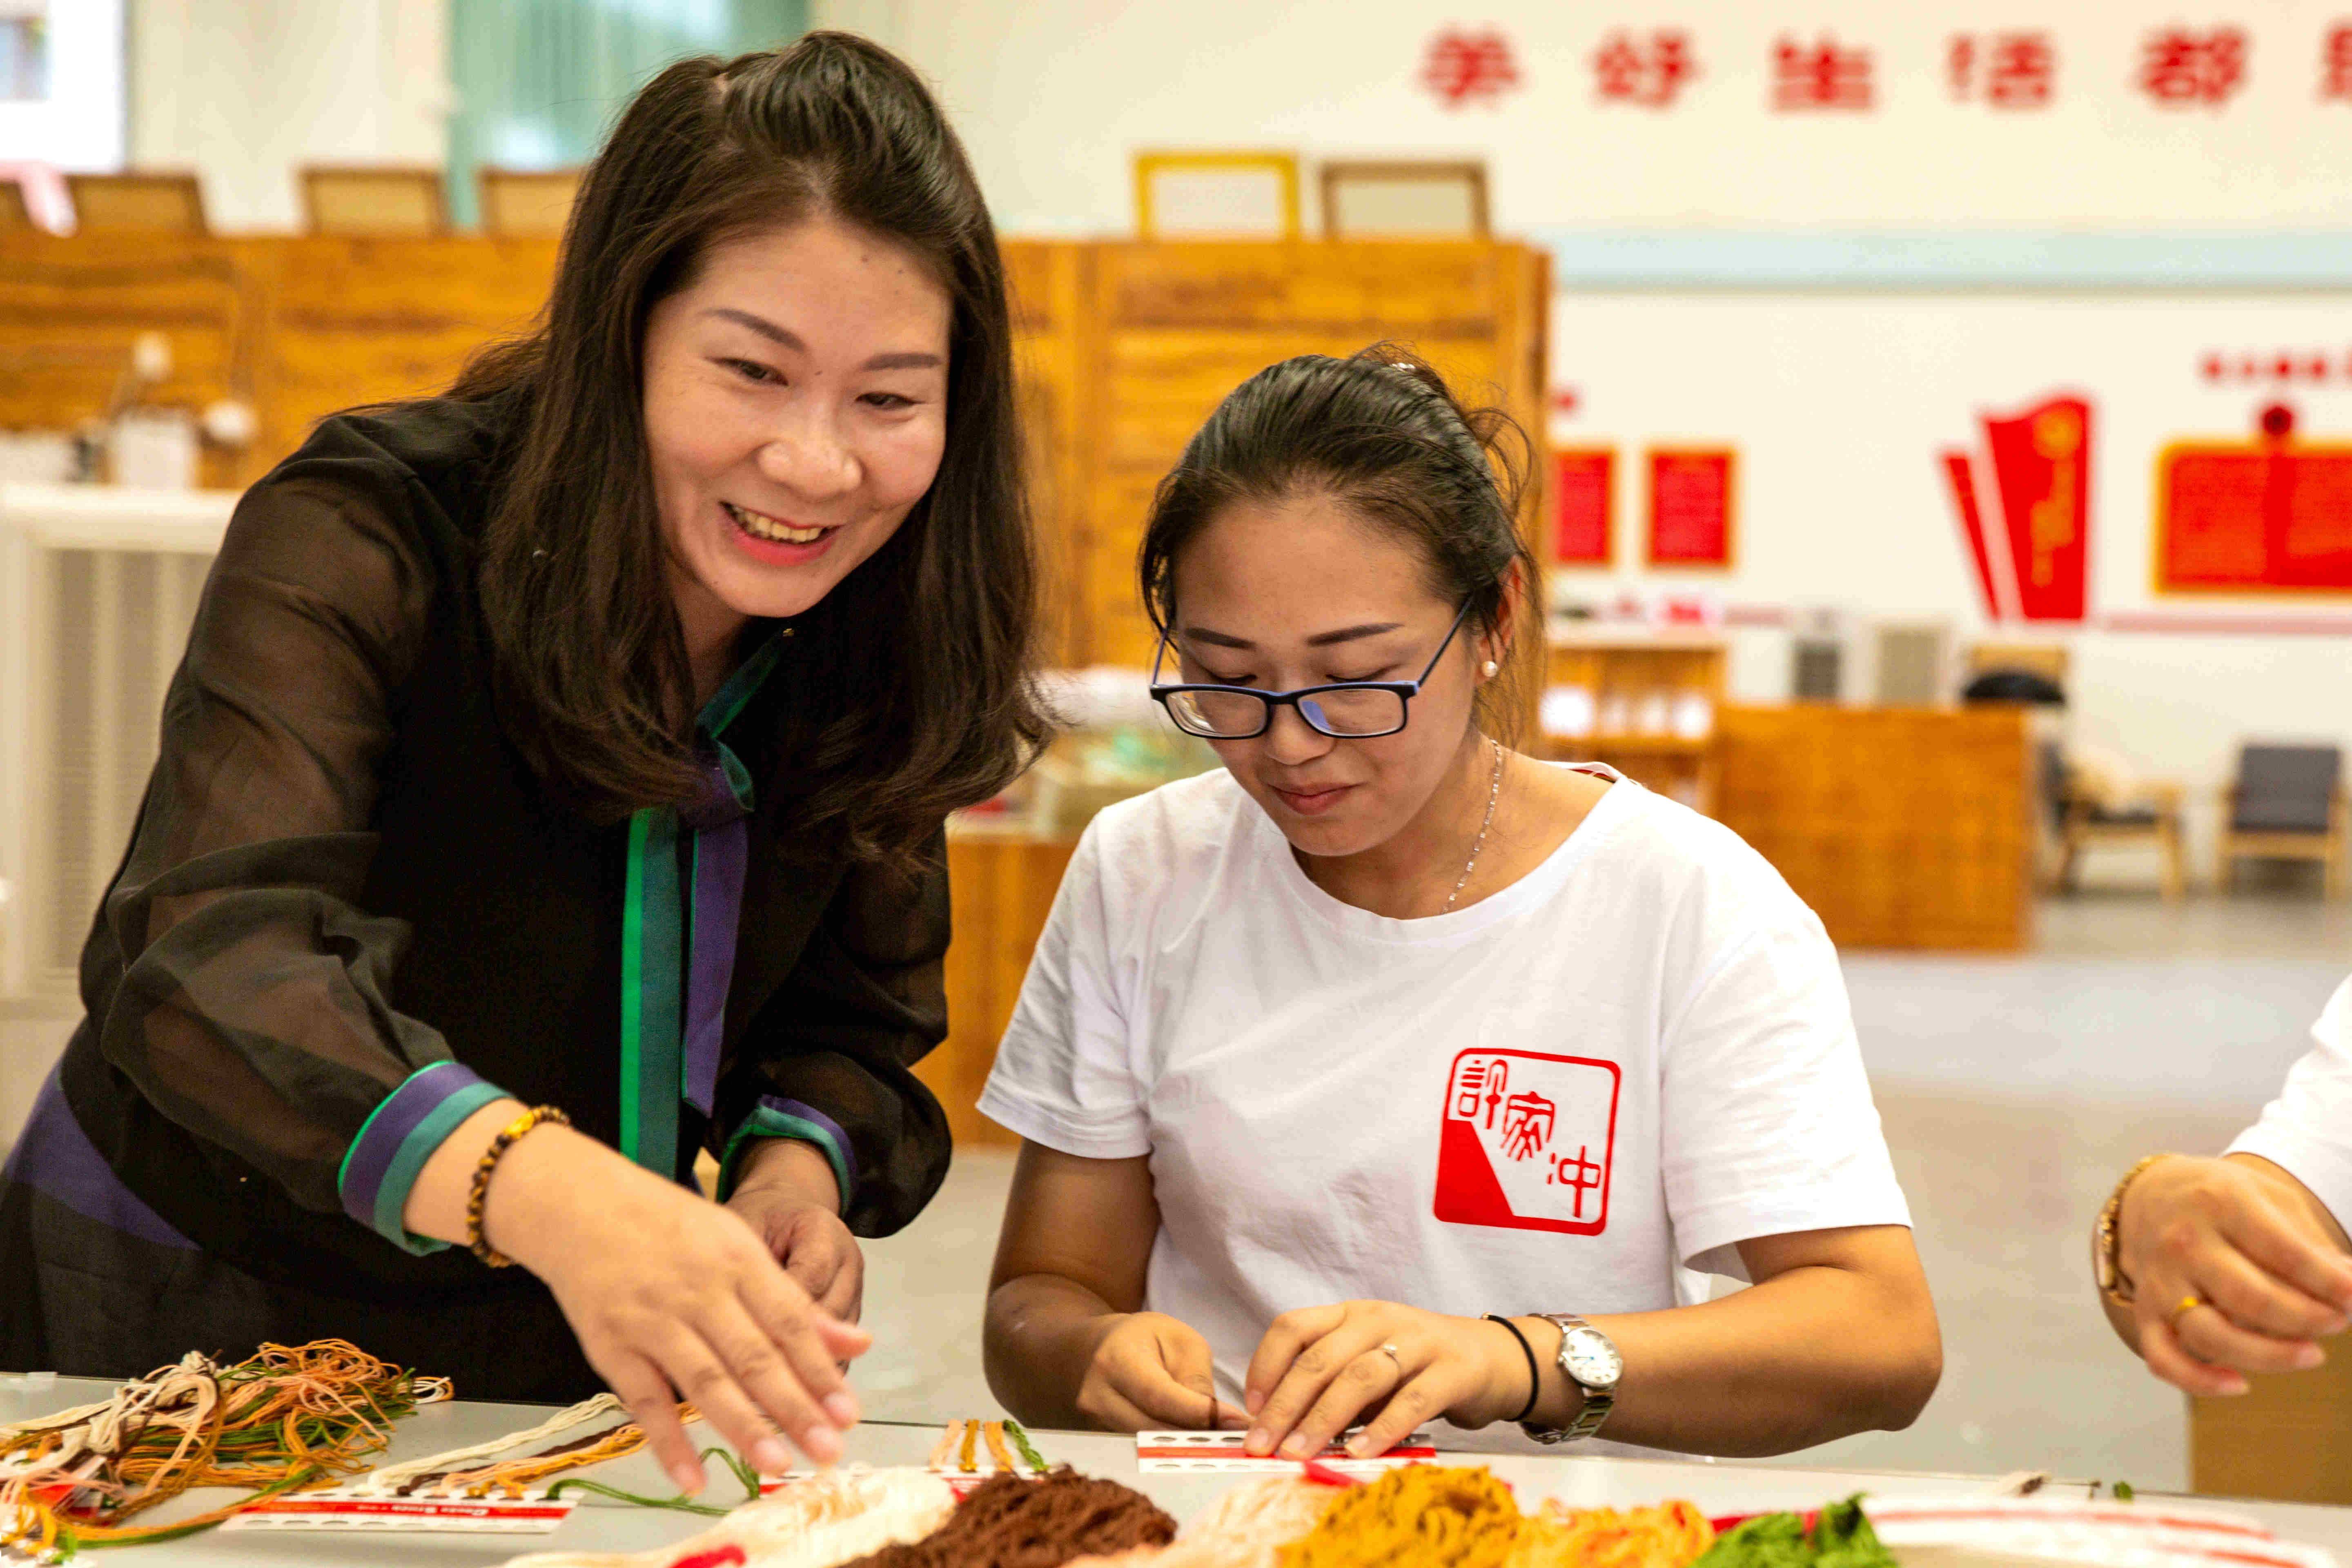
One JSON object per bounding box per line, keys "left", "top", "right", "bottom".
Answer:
{"left": 1537, "top": 632, "right": 1726, "bottom": 812}
{"left": 0, "top": 232, "right": 1549, "bottom": 674}
{"left": 1010, "top": 238, "right": 1550, "bottom": 667}
{"left": 918, "top": 831, "right": 1078, "bottom": 1149}
{"left": 1713, "top": 704, "right": 2034, "bottom": 951}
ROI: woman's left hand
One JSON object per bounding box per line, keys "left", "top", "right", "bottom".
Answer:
{"left": 726, "top": 1140, "right": 864, "bottom": 1322}
{"left": 1242, "top": 1301, "right": 1528, "bottom": 1461}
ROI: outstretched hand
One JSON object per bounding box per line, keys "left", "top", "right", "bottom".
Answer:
{"left": 486, "top": 1129, "right": 870, "bottom": 1496}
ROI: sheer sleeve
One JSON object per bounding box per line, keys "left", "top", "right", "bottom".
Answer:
{"left": 91, "top": 477, "right": 506, "bottom": 1254}
{"left": 713, "top": 832, "right": 953, "bottom": 1235}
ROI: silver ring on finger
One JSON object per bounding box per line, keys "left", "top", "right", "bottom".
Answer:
{"left": 1379, "top": 1342, "right": 1403, "bottom": 1375}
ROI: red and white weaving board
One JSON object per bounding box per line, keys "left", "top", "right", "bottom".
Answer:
{"left": 1136, "top": 1430, "right": 1434, "bottom": 1475}
{"left": 1865, "top": 1499, "right": 2338, "bottom": 1568}
{"left": 222, "top": 1491, "right": 576, "bottom": 1533}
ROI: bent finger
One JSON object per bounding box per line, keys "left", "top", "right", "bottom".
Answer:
{"left": 2222, "top": 1197, "right": 2352, "bottom": 1323}
{"left": 2174, "top": 1300, "right": 2326, "bottom": 1377}
{"left": 1283, "top": 1350, "right": 1403, "bottom": 1460}
{"left": 1160, "top": 1324, "right": 1225, "bottom": 1429}
{"left": 1348, "top": 1372, "right": 1446, "bottom": 1459}
{"left": 2141, "top": 1316, "right": 2251, "bottom": 1397}
{"left": 2194, "top": 1239, "right": 2348, "bottom": 1342}
{"left": 1244, "top": 1305, "right": 1347, "bottom": 1416}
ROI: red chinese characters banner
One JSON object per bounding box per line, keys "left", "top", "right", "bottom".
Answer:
{"left": 2158, "top": 434, "right": 2352, "bottom": 592}
{"left": 1551, "top": 448, "right": 1613, "bottom": 564}
{"left": 1645, "top": 448, "right": 1735, "bottom": 567}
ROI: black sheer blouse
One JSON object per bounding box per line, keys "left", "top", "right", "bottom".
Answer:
{"left": 0, "top": 394, "right": 953, "bottom": 1396}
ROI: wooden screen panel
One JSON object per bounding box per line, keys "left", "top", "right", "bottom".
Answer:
{"left": 0, "top": 233, "right": 254, "bottom": 488}
{"left": 1080, "top": 241, "right": 1541, "bottom": 668}
{"left": 251, "top": 236, "right": 558, "bottom": 472}
{"left": 1714, "top": 705, "right": 2032, "bottom": 951}
{"left": 1005, "top": 241, "right": 1091, "bottom": 667}
{"left": 920, "top": 834, "right": 1080, "bottom": 1149}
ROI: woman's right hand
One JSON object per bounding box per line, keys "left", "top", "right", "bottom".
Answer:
{"left": 1076, "top": 1311, "right": 1240, "bottom": 1432}
{"left": 485, "top": 1124, "right": 871, "bottom": 1494}
{"left": 2115, "top": 1153, "right": 2352, "bottom": 1396}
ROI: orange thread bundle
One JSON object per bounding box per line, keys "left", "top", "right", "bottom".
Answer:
{"left": 1277, "top": 1466, "right": 1523, "bottom": 1568}
{"left": 1507, "top": 1500, "right": 1717, "bottom": 1568}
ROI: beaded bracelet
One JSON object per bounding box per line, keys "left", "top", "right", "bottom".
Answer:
{"left": 1483, "top": 1314, "right": 1543, "bottom": 1423}
{"left": 466, "top": 1105, "right": 571, "bottom": 1267}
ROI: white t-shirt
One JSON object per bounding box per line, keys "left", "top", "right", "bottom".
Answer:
{"left": 978, "top": 767, "right": 1911, "bottom": 1455}
{"left": 2227, "top": 976, "right": 2352, "bottom": 1231}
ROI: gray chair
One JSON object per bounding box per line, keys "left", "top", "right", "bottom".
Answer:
{"left": 2218, "top": 744, "right": 2346, "bottom": 899}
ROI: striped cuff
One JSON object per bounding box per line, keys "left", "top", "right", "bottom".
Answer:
{"left": 337, "top": 1061, "right": 508, "bottom": 1256}
{"left": 718, "top": 1096, "right": 856, "bottom": 1209}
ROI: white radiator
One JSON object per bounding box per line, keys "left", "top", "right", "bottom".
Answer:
{"left": 0, "top": 483, "right": 233, "bottom": 999}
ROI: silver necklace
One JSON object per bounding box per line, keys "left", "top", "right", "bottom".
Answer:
{"left": 1442, "top": 737, "right": 1506, "bottom": 914}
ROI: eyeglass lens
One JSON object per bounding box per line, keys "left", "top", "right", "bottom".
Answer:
{"left": 1167, "top": 686, "right": 1407, "bottom": 737}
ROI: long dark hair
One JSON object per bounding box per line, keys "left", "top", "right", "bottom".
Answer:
{"left": 1137, "top": 345, "right": 1541, "bottom": 736}
{"left": 454, "top": 32, "right": 1046, "bottom": 862}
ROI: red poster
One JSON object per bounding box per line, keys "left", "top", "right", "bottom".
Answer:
{"left": 1981, "top": 396, "right": 2090, "bottom": 621}
{"left": 1551, "top": 448, "right": 1613, "bottom": 564}
{"left": 1646, "top": 448, "right": 1735, "bottom": 567}
{"left": 2158, "top": 441, "right": 2352, "bottom": 592}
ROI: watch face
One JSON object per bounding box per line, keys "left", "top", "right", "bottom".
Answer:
{"left": 1563, "top": 1327, "right": 1622, "bottom": 1389}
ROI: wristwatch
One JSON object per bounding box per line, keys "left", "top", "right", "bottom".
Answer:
{"left": 1521, "top": 1314, "right": 1621, "bottom": 1444}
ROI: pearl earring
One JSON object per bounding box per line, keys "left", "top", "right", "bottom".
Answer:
{"left": 1481, "top": 659, "right": 1499, "bottom": 678}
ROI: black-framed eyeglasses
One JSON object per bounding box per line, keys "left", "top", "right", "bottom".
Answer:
{"left": 1149, "top": 602, "right": 1474, "bottom": 739}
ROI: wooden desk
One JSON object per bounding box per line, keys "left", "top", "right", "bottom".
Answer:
{"left": 920, "top": 831, "right": 1078, "bottom": 1149}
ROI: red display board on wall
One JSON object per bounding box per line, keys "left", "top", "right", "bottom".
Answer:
{"left": 2158, "top": 438, "right": 2352, "bottom": 592}
{"left": 1551, "top": 448, "right": 1613, "bottom": 564}
{"left": 1939, "top": 394, "right": 2093, "bottom": 623}
{"left": 1646, "top": 448, "right": 1735, "bottom": 567}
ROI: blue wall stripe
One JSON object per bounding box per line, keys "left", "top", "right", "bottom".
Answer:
{"left": 1526, "top": 229, "right": 2352, "bottom": 290}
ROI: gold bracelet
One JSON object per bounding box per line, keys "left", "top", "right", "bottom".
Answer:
{"left": 2093, "top": 1153, "right": 2174, "bottom": 1306}
{"left": 467, "top": 1105, "right": 571, "bottom": 1267}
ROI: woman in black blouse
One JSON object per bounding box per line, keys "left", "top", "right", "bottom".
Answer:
{"left": 0, "top": 34, "right": 1045, "bottom": 1492}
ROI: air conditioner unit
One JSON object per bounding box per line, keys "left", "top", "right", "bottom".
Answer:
{"left": 0, "top": 484, "right": 231, "bottom": 999}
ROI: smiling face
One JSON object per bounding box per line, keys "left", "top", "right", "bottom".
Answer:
{"left": 1169, "top": 490, "right": 1496, "bottom": 862}
{"left": 640, "top": 216, "right": 953, "bottom": 656}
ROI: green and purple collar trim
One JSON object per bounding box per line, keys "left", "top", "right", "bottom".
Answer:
{"left": 335, "top": 628, "right": 853, "bottom": 1251}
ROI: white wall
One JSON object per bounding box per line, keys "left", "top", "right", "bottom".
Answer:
{"left": 0, "top": 0, "right": 125, "bottom": 172}
{"left": 1546, "top": 289, "right": 2352, "bottom": 875}
{"left": 834, "top": 0, "right": 2352, "bottom": 233}
{"left": 129, "top": 0, "right": 448, "bottom": 231}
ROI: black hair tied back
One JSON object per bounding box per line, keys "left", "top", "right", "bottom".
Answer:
{"left": 1137, "top": 342, "right": 1541, "bottom": 736}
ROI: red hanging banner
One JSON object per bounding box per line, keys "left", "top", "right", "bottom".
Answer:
{"left": 1980, "top": 396, "right": 2091, "bottom": 621}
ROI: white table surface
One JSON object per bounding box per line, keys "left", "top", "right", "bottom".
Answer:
{"left": 7, "top": 1377, "right": 2350, "bottom": 1566}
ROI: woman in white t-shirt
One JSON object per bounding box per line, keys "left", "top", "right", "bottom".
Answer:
{"left": 978, "top": 346, "right": 1940, "bottom": 1461}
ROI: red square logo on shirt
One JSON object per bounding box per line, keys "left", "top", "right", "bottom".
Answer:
{"left": 1434, "top": 1049, "right": 1620, "bottom": 1236}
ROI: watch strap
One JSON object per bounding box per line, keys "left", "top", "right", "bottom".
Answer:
{"left": 1519, "top": 1313, "right": 1618, "bottom": 1445}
